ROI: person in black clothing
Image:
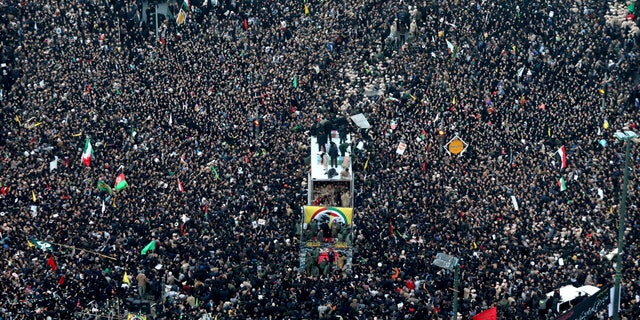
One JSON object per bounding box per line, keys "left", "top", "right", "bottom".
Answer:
{"left": 328, "top": 142, "right": 339, "bottom": 168}
{"left": 338, "top": 125, "right": 347, "bottom": 145}
{"left": 323, "top": 118, "right": 333, "bottom": 144}
{"left": 318, "top": 130, "right": 328, "bottom": 152}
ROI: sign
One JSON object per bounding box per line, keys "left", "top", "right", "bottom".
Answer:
{"left": 306, "top": 241, "right": 321, "bottom": 247}
{"left": 556, "top": 286, "right": 611, "bottom": 320}
{"left": 258, "top": 219, "right": 266, "bottom": 225}
{"left": 396, "top": 142, "right": 407, "bottom": 155}
{"left": 350, "top": 113, "right": 371, "bottom": 129}
{"left": 445, "top": 135, "right": 468, "bottom": 155}
{"left": 334, "top": 242, "right": 348, "bottom": 249}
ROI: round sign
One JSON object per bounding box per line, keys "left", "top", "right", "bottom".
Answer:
{"left": 448, "top": 138, "right": 465, "bottom": 155}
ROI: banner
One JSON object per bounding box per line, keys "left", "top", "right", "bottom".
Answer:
{"left": 304, "top": 206, "right": 352, "bottom": 225}
{"left": 28, "top": 238, "right": 55, "bottom": 252}
{"left": 556, "top": 286, "right": 611, "bottom": 320}
{"left": 176, "top": 9, "right": 186, "bottom": 25}
{"left": 350, "top": 113, "right": 371, "bottom": 129}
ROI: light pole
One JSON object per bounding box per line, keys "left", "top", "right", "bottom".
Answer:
{"left": 612, "top": 130, "right": 637, "bottom": 320}
{"left": 433, "top": 253, "right": 460, "bottom": 320}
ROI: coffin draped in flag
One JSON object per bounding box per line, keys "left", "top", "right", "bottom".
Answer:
{"left": 473, "top": 307, "right": 497, "bottom": 320}
{"left": 82, "top": 138, "right": 94, "bottom": 166}
{"left": 557, "top": 145, "right": 567, "bottom": 169}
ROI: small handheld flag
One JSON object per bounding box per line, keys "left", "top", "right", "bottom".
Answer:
{"left": 557, "top": 146, "right": 567, "bottom": 169}
{"left": 558, "top": 177, "right": 567, "bottom": 191}
{"left": 178, "top": 178, "right": 184, "bottom": 193}
{"left": 81, "top": 138, "right": 94, "bottom": 166}
{"left": 141, "top": 240, "right": 156, "bottom": 255}
{"left": 115, "top": 173, "right": 128, "bottom": 191}
{"left": 47, "top": 255, "right": 57, "bottom": 271}
{"left": 211, "top": 166, "right": 220, "bottom": 180}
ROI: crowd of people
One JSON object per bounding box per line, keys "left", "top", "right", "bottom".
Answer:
{"left": 1, "top": 0, "right": 640, "bottom": 319}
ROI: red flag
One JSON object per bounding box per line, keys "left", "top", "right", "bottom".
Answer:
{"left": 58, "top": 275, "right": 65, "bottom": 286}
{"left": 473, "top": 307, "right": 497, "bottom": 320}
{"left": 86, "top": 83, "right": 91, "bottom": 93}
{"left": 243, "top": 19, "right": 248, "bottom": 30}
{"left": 0, "top": 186, "right": 8, "bottom": 196}
{"left": 47, "top": 255, "right": 57, "bottom": 271}
{"left": 178, "top": 178, "right": 184, "bottom": 193}
{"left": 421, "top": 162, "right": 426, "bottom": 172}
{"left": 245, "top": 154, "right": 249, "bottom": 163}
{"left": 389, "top": 222, "right": 394, "bottom": 237}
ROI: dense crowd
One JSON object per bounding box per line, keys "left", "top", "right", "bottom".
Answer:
{"left": 1, "top": 0, "right": 640, "bottom": 319}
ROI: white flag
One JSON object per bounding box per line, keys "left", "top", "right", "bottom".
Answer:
{"left": 511, "top": 195, "right": 519, "bottom": 211}
{"left": 49, "top": 156, "right": 58, "bottom": 172}
{"left": 517, "top": 67, "right": 525, "bottom": 78}
{"left": 169, "top": 114, "right": 173, "bottom": 126}
{"left": 101, "top": 201, "right": 106, "bottom": 214}
{"left": 446, "top": 39, "right": 454, "bottom": 52}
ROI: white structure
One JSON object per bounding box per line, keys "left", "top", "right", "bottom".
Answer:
{"left": 309, "top": 132, "right": 352, "bottom": 181}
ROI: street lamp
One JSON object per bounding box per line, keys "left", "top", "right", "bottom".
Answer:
{"left": 612, "top": 130, "right": 637, "bottom": 320}
{"left": 433, "top": 253, "right": 460, "bottom": 320}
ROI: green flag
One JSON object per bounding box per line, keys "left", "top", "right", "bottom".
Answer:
{"left": 292, "top": 76, "right": 298, "bottom": 88}
{"left": 28, "top": 238, "right": 55, "bottom": 252}
{"left": 211, "top": 166, "right": 220, "bottom": 180}
{"left": 141, "top": 240, "right": 156, "bottom": 255}
{"left": 166, "top": 7, "right": 175, "bottom": 20}
{"left": 629, "top": 3, "right": 635, "bottom": 14}
{"left": 97, "top": 181, "right": 113, "bottom": 194}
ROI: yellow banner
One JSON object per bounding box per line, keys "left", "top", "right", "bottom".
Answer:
{"left": 304, "top": 206, "right": 352, "bottom": 225}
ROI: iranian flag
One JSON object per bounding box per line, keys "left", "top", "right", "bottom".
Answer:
{"left": 115, "top": 173, "right": 129, "bottom": 191}
{"left": 557, "top": 145, "right": 567, "bottom": 169}
{"left": 81, "top": 138, "right": 94, "bottom": 166}
{"left": 558, "top": 177, "right": 567, "bottom": 191}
